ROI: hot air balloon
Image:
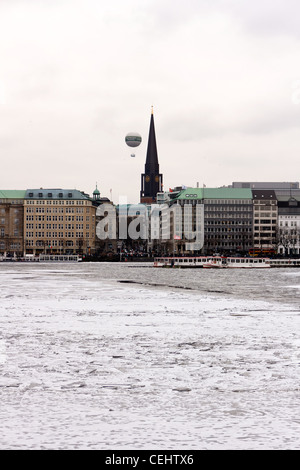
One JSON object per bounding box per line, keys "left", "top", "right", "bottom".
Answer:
{"left": 125, "top": 132, "right": 142, "bottom": 148}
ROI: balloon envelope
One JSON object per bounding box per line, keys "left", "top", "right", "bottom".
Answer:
{"left": 125, "top": 132, "right": 142, "bottom": 148}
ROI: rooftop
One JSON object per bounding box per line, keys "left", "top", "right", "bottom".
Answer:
{"left": 24, "top": 189, "right": 91, "bottom": 200}
{"left": 175, "top": 187, "right": 253, "bottom": 200}
{"left": 252, "top": 189, "right": 277, "bottom": 199}
{"left": 0, "top": 190, "right": 26, "bottom": 199}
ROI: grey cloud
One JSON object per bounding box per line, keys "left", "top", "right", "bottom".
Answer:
{"left": 237, "top": 105, "right": 300, "bottom": 135}
{"left": 137, "top": 0, "right": 212, "bottom": 35}
{"left": 161, "top": 100, "right": 300, "bottom": 143}
{"left": 139, "top": 0, "right": 300, "bottom": 39}
{"left": 161, "top": 108, "right": 231, "bottom": 141}
{"left": 217, "top": 0, "right": 300, "bottom": 38}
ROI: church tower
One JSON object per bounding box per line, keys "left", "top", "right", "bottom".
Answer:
{"left": 140, "top": 108, "right": 163, "bottom": 203}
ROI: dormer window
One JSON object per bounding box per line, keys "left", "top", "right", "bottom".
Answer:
{"left": 288, "top": 198, "right": 297, "bottom": 207}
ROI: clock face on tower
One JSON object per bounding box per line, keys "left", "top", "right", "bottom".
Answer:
{"left": 155, "top": 175, "right": 159, "bottom": 182}
{"left": 145, "top": 175, "right": 150, "bottom": 182}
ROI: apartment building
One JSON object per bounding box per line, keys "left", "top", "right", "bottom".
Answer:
{"left": 24, "top": 189, "right": 96, "bottom": 256}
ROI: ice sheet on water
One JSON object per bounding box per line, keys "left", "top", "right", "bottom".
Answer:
{"left": 0, "top": 263, "right": 299, "bottom": 449}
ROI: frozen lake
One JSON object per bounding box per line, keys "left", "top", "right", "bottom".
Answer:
{"left": 0, "top": 262, "right": 299, "bottom": 449}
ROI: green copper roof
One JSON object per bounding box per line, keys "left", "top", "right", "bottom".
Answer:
{"left": 0, "top": 190, "right": 26, "bottom": 199}
{"left": 175, "top": 187, "right": 253, "bottom": 200}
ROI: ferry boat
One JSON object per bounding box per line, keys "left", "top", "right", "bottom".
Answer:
{"left": 153, "top": 256, "right": 271, "bottom": 268}
{"left": 269, "top": 258, "right": 300, "bottom": 268}
{"left": 39, "top": 254, "right": 82, "bottom": 263}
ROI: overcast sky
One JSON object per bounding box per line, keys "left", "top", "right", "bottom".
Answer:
{"left": 1, "top": 0, "right": 300, "bottom": 203}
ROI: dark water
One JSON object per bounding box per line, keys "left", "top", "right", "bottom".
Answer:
{"left": 119, "top": 264, "right": 300, "bottom": 306}
{"left": 1, "top": 261, "right": 300, "bottom": 306}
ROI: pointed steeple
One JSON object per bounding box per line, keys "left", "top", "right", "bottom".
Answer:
{"left": 145, "top": 107, "right": 159, "bottom": 171}
{"left": 140, "top": 108, "right": 163, "bottom": 203}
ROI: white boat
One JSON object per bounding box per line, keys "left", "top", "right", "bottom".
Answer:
{"left": 154, "top": 256, "right": 223, "bottom": 268}
{"left": 226, "top": 257, "right": 271, "bottom": 268}
{"left": 153, "top": 256, "right": 271, "bottom": 268}
{"left": 39, "top": 254, "right": 82, "bottom": 262}
{"left": 269, "top": 259, "right": 300, "bottom": 268}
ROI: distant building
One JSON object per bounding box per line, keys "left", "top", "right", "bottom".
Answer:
{"left": 277, "top": 195, "right": 300, "bottom": 255}
{"left": 140, "top": 109, "right": 163, "bottom": 203}
{"left": 24, "top": 189, "right": 96, "bottom": 256}
{"left": 252, "top": 190, "right": 277, "bottom": 255}
{"left": 231, "top": 182, "right": 300, "bottom": 197}
{"left": 232, "top": 182, "right": 299, "bottom": 189}
{"left": 158, "top": 187, "right": 253, "bottom": 255}
{"left": 0, "top": 190, "right": 26, "bottom": 258}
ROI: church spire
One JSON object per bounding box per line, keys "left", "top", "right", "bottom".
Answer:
{"left": 140, "top": 108, "right": 163, "bottom": 203}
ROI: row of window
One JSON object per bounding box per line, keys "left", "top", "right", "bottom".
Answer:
{"left": 205, "top": 236, "right": 252, "bottom": 241}
{"left": 205, "top": 220, "right": 251, "bottom": 225}
{"left": 205, "top": 239, "right": 252, "bottom": 245}
{"left": 204, "top": 207, "right": 252, "bottom": 212}
{"left": 0, "top": 242, "right": 21, "bottom": 249}
{"left": 26, "top": 240, "right": 78, "bottom": 247}
{"left": 26, "top": 207, "right": 88, "bottom": 213}
{"left": 254, "top": 233, "right": 276, "bottom": 238}
{"left": 0, "top": 200, "right": 21, "bottom": 205}
{"left": 205, "top": 228, "right": 252, "bottom": 233}
{"left": 0, "top": 228, "right": 19, "bottom": 237}
{"left": 278, "top": 230, "right": 299, "bottom": 236}
{"left": 0, "top": 209, "right": 20, "bottom": 214}
{"left": 26, "top": 215, "right": 87, "bottom": 221}
{"left": 26, "top": 224, "right": 87, "bottom": 230}
{"left": 254, "top": 219, "right": 277, "bottom": 224}
{"left": 26, "top": 199, "right": 88, "bottom": 205}
{"left": 25, "top": 232, "right": 88, "bottom": 238}
{"left": 26, "top": 216, "right": 92, "bottom": 222}
{"left": 205, "top": 214, "right": 252, "bottom": 219}
{"left": 28, "top": 192, "right": 75, "bottom": 198}
{"left": 205, "top": 199, "right": 252, "bottom": 204}
{"left": 254, "top": 226, "right": 274, "bottom": 231}
{"left": 279, "top": 221, "right": 299, "bottom": 227}
{"left": 1, "top": 218, "right": 20, "bottom": 224}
